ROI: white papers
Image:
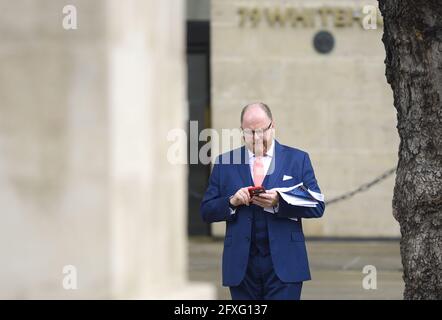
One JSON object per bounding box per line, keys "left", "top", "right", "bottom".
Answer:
{"left": 305, "top": 188, "right": 324, "bottom": 202}
{"left": 271, "top": 182, "right": 324, "bottom": 208}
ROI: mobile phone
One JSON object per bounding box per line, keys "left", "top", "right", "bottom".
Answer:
{"left": 248, "top": 186, "right": 266, "bottom": 197}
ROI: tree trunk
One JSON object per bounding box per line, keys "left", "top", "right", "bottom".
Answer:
{"left": 378, "top": 0, "right": 442, "bottom": 299}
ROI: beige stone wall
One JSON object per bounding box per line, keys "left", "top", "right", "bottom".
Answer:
{"left": 0, "top": 0, "right": 214, "bottom": 299}
{"left": 211, "top": 0, "right": 400, "bottom": 237}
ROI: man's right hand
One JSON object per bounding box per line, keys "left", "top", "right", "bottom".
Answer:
{"left": 230, "top": 187, "right": 253, "bottom": 207}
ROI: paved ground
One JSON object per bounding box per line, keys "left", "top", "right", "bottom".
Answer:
{"left": 188, "top": 237, "right": 404, "bottom": 300}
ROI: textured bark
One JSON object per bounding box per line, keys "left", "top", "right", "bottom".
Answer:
{"left": 379, "top": 0, "right": 442, "bottom": 299}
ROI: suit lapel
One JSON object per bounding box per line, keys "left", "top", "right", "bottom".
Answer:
{"left": 263, "top": 140, "right": 286, "bottom": 189}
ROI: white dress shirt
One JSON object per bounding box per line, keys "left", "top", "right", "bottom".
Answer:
{"left": 247, "top": 138, "right": 275, "bottom": 184}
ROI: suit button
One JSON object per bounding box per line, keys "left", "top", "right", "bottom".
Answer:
{"left": 246, "top": 236, "right": 250, "bottom": 242}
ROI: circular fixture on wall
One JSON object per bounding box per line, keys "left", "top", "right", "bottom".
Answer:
{"left": 313, "top": 30, "right": 335, "bottom": 54}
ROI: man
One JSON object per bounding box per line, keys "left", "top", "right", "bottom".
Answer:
{"left": 200, "top": 102, "right": 325, "bottom": 300}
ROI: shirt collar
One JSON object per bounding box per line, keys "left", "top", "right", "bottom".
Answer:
{"left": 247, "top": 139, "right": 275, "bottom": 159}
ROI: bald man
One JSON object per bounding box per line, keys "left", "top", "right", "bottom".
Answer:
{"left": 200, "top": 102, "right": 325, "bottom": 300}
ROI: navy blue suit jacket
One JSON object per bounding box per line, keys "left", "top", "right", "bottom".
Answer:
{"left": 200, "top": 140, "right": 325, "bottom": 286}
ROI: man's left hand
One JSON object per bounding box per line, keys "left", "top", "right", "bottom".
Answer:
{"left": 251, "top": 190, "right": 279, "bottom": 208}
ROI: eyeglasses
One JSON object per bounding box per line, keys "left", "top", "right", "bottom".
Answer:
{"left": 241, "top": 122, "right": 273, "bottom": 137}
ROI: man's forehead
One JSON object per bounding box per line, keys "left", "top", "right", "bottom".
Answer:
{"left": 242, "top": 108, "right": 269, "bottom": 123}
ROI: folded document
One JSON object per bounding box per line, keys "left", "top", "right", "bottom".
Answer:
{"left": 271, "top": 182, "right": 324, "bottom": 208}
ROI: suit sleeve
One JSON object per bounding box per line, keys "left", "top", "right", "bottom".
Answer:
{"left": 200, "top": 159, "right": 237, "bottom": 223}
{"left": 276, "top": 152, "right": 325, "bottom": 219}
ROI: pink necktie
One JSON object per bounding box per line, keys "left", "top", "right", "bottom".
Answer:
{"left": 253, "top": 156, "right": 265, "bottom": 187}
